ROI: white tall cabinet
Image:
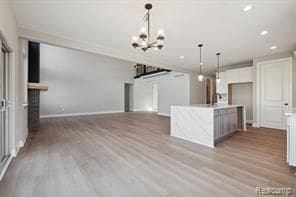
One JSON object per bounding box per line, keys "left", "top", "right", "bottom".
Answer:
{"left": 286, "top": 112, "right": 296, "bottom": 167}
{"left": 216, "top": 66, "right": 253, "bottom": 104}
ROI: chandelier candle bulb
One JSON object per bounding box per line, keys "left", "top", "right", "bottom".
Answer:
{"left": 141, "top": 41, "right": 147, "bottom": 47}
{"left": 140, "top": 27, "right": 146, "bottom": 33}
{"left": 132, "top": 36, "right": 138, "bottom": 42}
{"left": 158, "top": 29, "right": 164, "bottom": 35}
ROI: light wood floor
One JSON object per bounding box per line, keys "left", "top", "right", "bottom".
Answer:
{"left": 0, "top": 112, "right": 295, "bottom": 197}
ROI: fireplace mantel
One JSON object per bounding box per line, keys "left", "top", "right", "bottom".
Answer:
{"left": 28, "top": 83, "right": 48, "bottom": 91}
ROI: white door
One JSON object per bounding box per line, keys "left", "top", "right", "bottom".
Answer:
{"left": 260, "top": 58, "right": 293, "bottom": 130}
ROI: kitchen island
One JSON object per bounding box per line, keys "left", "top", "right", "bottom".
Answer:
{"left": 171, "top": 104, "right": 246, "bottom": 148}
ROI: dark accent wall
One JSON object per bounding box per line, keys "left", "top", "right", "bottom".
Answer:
{"left": 28, "top": 41, "right": 40, "bottom": 83}
{"left": 28, "top": 41, "right": 41, "bottom": 132}
{"left": 28, "top": 90, "right": 40, "bottom": 132}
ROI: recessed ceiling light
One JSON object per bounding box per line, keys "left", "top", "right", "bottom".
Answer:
{"left": 243, "top": 5, "right": 253, "bottom": 12}
{"left": 260, "top": 30, "right": 268, "bottom": 35}
{"left": 180, "top": 56, "right": 184, "bottom": 59}
{"left": 270, "top": 46, "right": 277, "bottom": 50}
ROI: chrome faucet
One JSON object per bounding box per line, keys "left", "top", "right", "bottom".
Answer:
{"left": 212, "top": 92, "right": 222, "bottom": 105}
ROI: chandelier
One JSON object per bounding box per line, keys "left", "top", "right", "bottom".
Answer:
{"left": 132, "top": 3, "right": 165, "bottom": 51}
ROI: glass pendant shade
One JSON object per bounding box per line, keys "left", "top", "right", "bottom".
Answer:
{"left": 198, "top": 74, "right": 204, "bottom": 82}
{"left": 216, "top": 77, "right": 221, "bottom": 83}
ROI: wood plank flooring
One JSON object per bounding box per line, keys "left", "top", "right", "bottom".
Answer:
{"left": 0, "top": 112, "right": 295, "bottom": 197}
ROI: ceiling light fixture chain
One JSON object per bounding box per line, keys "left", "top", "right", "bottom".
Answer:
{"left": 132, "top": 3, "right": 165, "bottom": 51}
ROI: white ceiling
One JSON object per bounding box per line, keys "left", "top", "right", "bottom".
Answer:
{"left": 11, "top": 0, "right": 296, "bottom": 73}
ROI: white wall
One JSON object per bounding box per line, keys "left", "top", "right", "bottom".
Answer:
{"left": 158, "top": 72, "right": 190, "bottom": 115}
{"left": 40, "top": 43, "right": 135, "bottom": 117}
{"left": 231, "top": 83, "right": 253, "bottom": 122}
{"left": 133, "top": 78, "right": 154, "bottom": 111}
{"left": 0, "top": 0, "right": 26, "bottom": 158}
{"left": 133, "top": 71, "right": 206, "bottom": 116}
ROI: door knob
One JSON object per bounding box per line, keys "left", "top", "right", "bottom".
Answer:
{"left": 284, "top": 103, "right": 288, "bottom": 106}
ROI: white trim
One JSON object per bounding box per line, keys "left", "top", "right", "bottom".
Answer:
{"left": 18, "top": 129, "right": 28, "bottom": 149}
{"left": 256, "top": 57, "right": 293, "bottom": 128}
{"left": 252, "top": 122, "right": 260, "bottom": 128}
{"left": 10, "top": 148, "right": 16, "bottom": 157}
{"left": 11, "top": 129, "right": 29, "bottom": 158}
{"left": 246, "top": 120, "right": 253, "bottom": 124}
{"left": 157, "top": 112, "right": 170, "bottom": 117}
{"left": 0, "top": 156, "right": 12, "bottom": 181}
{"left": 40, "top": 110, "right": 125, "bottom": 119}
{"left": 130, "top": 109, "right": 149, "bottom": 112}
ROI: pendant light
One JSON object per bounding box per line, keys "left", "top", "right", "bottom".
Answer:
{"left": 197, "top": 44, "right": 204, "bottom": 82}
{"left": 216, "top": 53, "right": 221, "bottom": 83}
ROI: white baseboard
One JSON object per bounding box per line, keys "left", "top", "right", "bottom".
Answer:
{"left": 10, "top": 149, "right": 17, "bottom": 157}
{"left": 130, "top": 109, "right": 149, "bottom": 112}
{"left": 40, "top": 110, "right": 125, "bottom": 119}
{"left": 18, "top": 129, "right": 29, "bottom": 150}
{"left": 252, "top": 122, "right": 260, "bottom": 128}
{"left": 0, "top": 156, "right": 12, "bottom": 181}
{"left": 157, "top": 112, "right": 170, "bottom": 117}
{"left": 11, "top": 129, "right": 29, "bottom": 158}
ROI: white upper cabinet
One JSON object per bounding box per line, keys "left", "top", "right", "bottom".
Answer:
{"left": 239, "top": 67, "right": 253, "bottom": 83}
{"left": 226, "top": 69, "right": 240, "bottom": 84}
{"left": 226, "top": 67, "right": 253, "bottom": 84}
{"left": 216, "top": 71, "right": 227, "bottom": 94}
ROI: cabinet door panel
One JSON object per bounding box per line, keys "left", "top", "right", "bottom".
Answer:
{"left": 231, "top": 113, "right": 238, "bottom": 132}
{"left": 239, "top": 67, "right": 253, "bottom": 82}
{"left": 214, "top": 117, "right": 219, "bottom": 140}
{"left": 218, "top": 115, "right": 223, "bottom": 139}
{"left": 226, "top": 69, "right": 240, "bottom": 84}
{"left": 227, "top": 114, "right": 231, "bottom": 135}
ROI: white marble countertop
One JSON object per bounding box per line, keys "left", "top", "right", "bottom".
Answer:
{"left": 286, "top": 109, "right": 296, "bottom": 116}
{"left": 172, "top": 104, "right": 244, "bottom": 110}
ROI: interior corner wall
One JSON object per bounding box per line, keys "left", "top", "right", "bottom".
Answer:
{"left": 39, "top": 43, "right": 134, "bottom": 117}
{"left": 0, "top": 0, "right": 26, "bottom": 155}
{"left": 158, "top": 72, "right": 190, "bottom": 115}
{"left": 133, "top": 71, "right": 191, "bottom": 116}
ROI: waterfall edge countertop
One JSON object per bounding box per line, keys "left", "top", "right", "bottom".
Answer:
{"left": 286, "top": 110, "right": 296, "bottom": 116}
{"left": 170, "top": 104, "right": 247, "bottom": 148}
{"left": 173, "top": 104, "right": 245, "bottom": 109}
